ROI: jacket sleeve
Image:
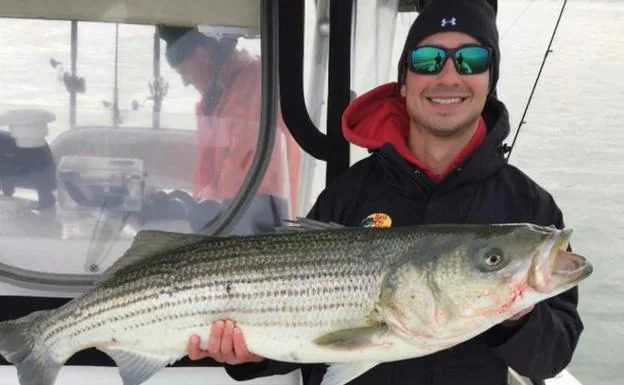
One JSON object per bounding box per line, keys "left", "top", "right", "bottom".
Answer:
{"left": 224, "top": 360, "right": 304, "bottom": 381}
{"left": 485, "top": 189, "right": 585, "bottom": 379}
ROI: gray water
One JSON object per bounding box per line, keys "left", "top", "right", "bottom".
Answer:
{"left": 0, "top": 1, "right": 622, "bottom": 384}
{"left": 495, "top": 2, "right": 623, "bottom": 383}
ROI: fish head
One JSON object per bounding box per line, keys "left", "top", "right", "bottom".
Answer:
{"left": 379, "top": 223, "right": 592, "bottom": 343}
{"left": 440, "top": 223, "right": 592, "bottom": 319}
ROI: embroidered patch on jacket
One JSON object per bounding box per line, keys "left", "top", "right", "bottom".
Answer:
{"left": 361, "top": 213, "right": 392, "bottom": 228}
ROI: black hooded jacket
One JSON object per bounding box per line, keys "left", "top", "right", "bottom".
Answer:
{"left": 224, "top": 82, "right": 584, "bottom": 385}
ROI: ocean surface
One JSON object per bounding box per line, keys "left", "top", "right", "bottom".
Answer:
{"left": 482, "top": 2, "right": 623, "bottom": 384}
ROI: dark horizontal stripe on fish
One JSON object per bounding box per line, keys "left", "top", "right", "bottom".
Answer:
{"left": 101, "top": 254, "right": 388, "bottom": 288}
{"left": 54, "top": 264, "right": 383, "bottom": 320}
{"left": 42, "top": 281, "right": 376, "bottom": 341}
{"left": 46, "top": 299, "right": 368, "bottom": 346}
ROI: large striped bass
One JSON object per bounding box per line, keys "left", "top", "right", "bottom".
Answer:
{"left": 0, "top": 219, "right": 592, "bottom": 385}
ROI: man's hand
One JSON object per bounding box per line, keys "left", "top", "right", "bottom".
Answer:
{"left": 502, "top": 305, "right": 534, "bottom": 327}
{"left": 187, "top": 320, "right": 264, "bottom": 364}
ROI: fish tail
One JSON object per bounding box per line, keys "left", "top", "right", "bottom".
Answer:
{"left": 0, "top": 310, "right": 63, "bottom": 385}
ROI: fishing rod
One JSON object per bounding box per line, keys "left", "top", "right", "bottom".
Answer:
{"left": 131, "top": 27, "right": 169, "bottom": 129}
{"left": 102, "top": 23, "right": 122, "bottom": 126}
{"left": 500, "top": 1, "right": 533, "bottom": 41}
{"left": 49, "top": 20, "right": 85, "bottom": 129}
{"left": 151, "top": 29, "right": 163, "bottom": 129}
{"left": 70, "top": 21, "right": 78, "bottom": 129}
{"left": 112, "top": 23, "right": 121, "bottom": 126}
{"left": 506, "top": 0, "right": 569, "bottom": 161}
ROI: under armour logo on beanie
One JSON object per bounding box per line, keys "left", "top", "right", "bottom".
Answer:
{"left": 397, "top": 0, "right": 500, "bottom": 94}
{"left": 440, "top": 17, "right": 457, "bottom": 27}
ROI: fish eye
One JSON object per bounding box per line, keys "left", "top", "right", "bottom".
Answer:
{"left": 485, "top": 248, "right": 504, "bottom": 266}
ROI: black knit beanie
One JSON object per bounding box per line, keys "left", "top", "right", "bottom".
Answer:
{"left": 397, "top": 0, "right": 499, "bottom": 94}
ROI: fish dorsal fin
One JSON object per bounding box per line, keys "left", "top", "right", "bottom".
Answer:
{"left": 276, "top": 217, "right": 346, "bottom": 233}
{"left": 98, "top": 230, "right": 206, "bottom": 282}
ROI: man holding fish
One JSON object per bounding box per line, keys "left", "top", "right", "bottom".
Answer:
{"left": 189, "top": 1, "right": 587, "bottom": 385}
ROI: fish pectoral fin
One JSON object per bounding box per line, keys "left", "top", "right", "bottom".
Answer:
{"left": 321, "top": 361, "right": 380, "bottom": 385}
{"left": 99, "top": 347, "right": 175, "bottom": 385}
{"left": 313, "top": 325, "right": 388, "bottom": 351}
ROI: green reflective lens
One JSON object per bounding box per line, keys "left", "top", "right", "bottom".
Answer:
{"left": 410, "top": 46, "right": 447, "bottom": 74}
{"left": 453, "top": 46, "right": 490, "bottom": 74}
{"left": 409, "top": 45, "right": 491, "bottom": 75}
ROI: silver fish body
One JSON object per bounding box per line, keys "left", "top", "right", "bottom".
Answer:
{"left": 0, "top": 219, "right": 593, "bottom": 385}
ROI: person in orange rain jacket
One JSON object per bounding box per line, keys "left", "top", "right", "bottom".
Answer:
{"left": 157, "top": 26, "right": 301, "bottom": 216}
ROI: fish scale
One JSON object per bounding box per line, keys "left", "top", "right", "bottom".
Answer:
{"left": 0, "top": 220, "right": 592, "bottom": 385}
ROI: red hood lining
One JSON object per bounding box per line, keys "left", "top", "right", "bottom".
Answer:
{"left": 342, "top": 82, "right": 486, "bottom": 182}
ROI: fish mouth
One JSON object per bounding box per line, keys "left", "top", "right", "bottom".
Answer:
{"left": 529, "top": 228, "right": 593, "bottom": 293}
